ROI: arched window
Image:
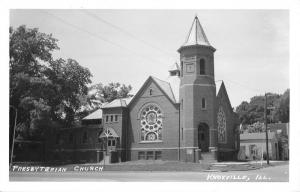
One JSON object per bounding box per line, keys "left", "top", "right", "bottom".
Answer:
{"left": 201, "top": 98, "right": 206, "bottom": 109}
{"left": 149, "top": 88, "right": 153, "bottom": 96}
{"left": 140, "top": 104, "right": 163, "bottom": 141}
{"left": 200, "top": 59, "right": 205, "bottom": 75}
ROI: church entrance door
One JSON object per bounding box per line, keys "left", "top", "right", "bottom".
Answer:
{"left": 198, "top": 123, "right": 209, "bottom": 152}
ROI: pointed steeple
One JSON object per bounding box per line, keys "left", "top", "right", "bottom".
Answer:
{"left": 182, "top": 16, "right": 212, "bottom": 47}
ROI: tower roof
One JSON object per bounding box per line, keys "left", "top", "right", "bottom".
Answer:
{"left": 182, "top": 16, "right": 212, "bottom": 47}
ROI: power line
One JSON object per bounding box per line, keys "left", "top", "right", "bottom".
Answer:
{"left": 81, "top": 10, "right": 175, "bottom": 58}
{"left": 221, "top": 77, "right": 262, "bottom": 93}
{"left": 43, "top": 10, "right": 168, "bottom": 66}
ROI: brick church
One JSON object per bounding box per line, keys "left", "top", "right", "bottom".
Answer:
{"left": 47, "top": 16, "right": 240, "bottom": 163}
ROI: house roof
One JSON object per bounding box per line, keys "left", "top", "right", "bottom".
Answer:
{"left": 240, "top": 131, "right": 276, "bottom": 140}
{"left": 102, "top": 97, "right": 133, "bottom": 108}
{"left": 82, "top": 109, "right": 103, "bottom": 120}
{"left": 182, "top": 16, "right": 212, "bottom": 47}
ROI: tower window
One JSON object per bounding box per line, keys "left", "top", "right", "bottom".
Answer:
{"left": 200, "top": 59, "right": 205, "bottom": 75}
{"left": 201, "top": 98, "right": 206, "bottom": 109}
{"left": 115, "top": 115, "right": 118, "bottom": 122}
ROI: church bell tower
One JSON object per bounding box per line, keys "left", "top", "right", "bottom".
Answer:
{"left": 178, "top": 16, "right": 218, "bottom": 162}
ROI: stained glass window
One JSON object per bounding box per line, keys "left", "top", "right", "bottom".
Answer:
{"left": 217, "top": 107, "right": 226, "bottom": 143}
{"left": 140, "top": 104, "right": 163, "bottom": 141}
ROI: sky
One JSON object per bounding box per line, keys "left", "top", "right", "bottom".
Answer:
{"left": 9, "top": 9, "right": 289, "bottom": 108}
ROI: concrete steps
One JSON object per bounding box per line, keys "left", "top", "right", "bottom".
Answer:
{"left": 199, "top": 152, "right": 217, "bottom": 164}
{"left": 99, "top": 155, "right": 110, "bottom": 165}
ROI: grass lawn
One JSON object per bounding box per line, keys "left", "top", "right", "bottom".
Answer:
{"left": 11, "top": 160, "right": 287, "bottom": 172}
{"left": 11, "top": 160, "right": 210, "bottom": 172}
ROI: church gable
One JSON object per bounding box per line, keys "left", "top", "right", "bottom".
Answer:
{"left": 217, "top": 81, "right": 233, "bottom": 113}
{"left": 216, "top": 81, "right": 238, "bottom": 148}
{"left": 128, "top": 76, "right": 176, "bottom": 108}
{"left": 140, "top": 81, "right": 164, "bottom": 98}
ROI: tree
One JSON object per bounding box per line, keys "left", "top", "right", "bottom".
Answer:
{"left": 44, "top": 58, "right": 92, "bottom": 125}
{"left": 274, "top": 89, "right": 289, "bottom": 123}
{"left": 74, "top": 83, "right": 133, "bottom": 120}
{"left": 88, "top": 82, "right": 132, "bottom": 103}
{"left": 235, "top": 91, "right": 288, "bottom": 125}
{"left": 89, "top": 82, "right": 133, "bottom": 103}
{"left": 9, "top": 25, "right": 92, "bottom": 144}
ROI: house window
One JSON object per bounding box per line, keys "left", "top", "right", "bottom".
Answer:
{"left": 115, "top": 115, "right": 118, "bottom": 122}
{"left": 138, "top": 151, "right": 145, "bottom": 160}
{"left": 140, "top": 104, "right": 163, "bottom": 141}
{"left": 200, "top": 59, "right": 205, "bottom": 75}
{"left": 82, "top": 131, "right": 88, "bottom": 144}
{"left": 69, "top": 133, "right": 74, "bottom": 144}
{"left": 155, "top": 151, "right": 162, "bottom": 160}
{"left": 107, "top": 139, "right": 116, "bottom": 146}
{"left": 201, "top": 98, "right": 206, "bottom": 109}
{"left": 55, "top": 134, "right": 60, "bottom": 145}
{"left": 146, "top": 151, "right": 154, "bottom": 160}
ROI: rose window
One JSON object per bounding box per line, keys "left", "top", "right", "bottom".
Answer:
{"left": 140, "top": 104, "right": 163, "bottom": 141}
{"left": 217, "top": 107, "right": 226, "bottom": 143}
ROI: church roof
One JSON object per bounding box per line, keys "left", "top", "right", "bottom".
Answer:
{"left": 166, "top": 75, "right": 180, "bottom": 103}
{"left": 151, "top": 76, "right": 177, "bottom": 103}
{"left": 102, "top": 97, "right": 133, "bottom": 108}
{"left": 182, "top": 16, "right": 212, "bottom": 47}
{"left": 82, "top": 108, "right": 103, "bottom": 120}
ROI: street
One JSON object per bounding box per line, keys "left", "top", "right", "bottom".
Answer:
{"left": 9, "top": 163, "right": 288, "bottom": 182}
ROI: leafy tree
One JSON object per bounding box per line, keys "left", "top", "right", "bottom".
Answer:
{"left": 236, "top": 90, "right": 289, "bottom": 125}
{"left": 89, "top": 82, "right": 133, "bottom": 103}
{"left": 274, "top": 89, "right": 289, "bottom": 123}
{"left": 44, "top": 58, "right": 92, "bottom": 125}
{"left": 9, "top": 25, "right": 92, "bottom": 145}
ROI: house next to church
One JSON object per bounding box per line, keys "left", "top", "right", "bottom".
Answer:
{"left": 46, "top": 16, "right": 240, "bottom": 163}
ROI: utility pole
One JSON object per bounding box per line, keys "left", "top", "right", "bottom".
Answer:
{"left": 10, "top": 105, "right": 17, "bottom": 168}
{"left": 264, "top": 93, "right": 270, "bottom": 165}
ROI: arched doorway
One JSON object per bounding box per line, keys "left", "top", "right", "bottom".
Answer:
{"left": 198, "top": 123, "right": 209, "bottom": 152}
